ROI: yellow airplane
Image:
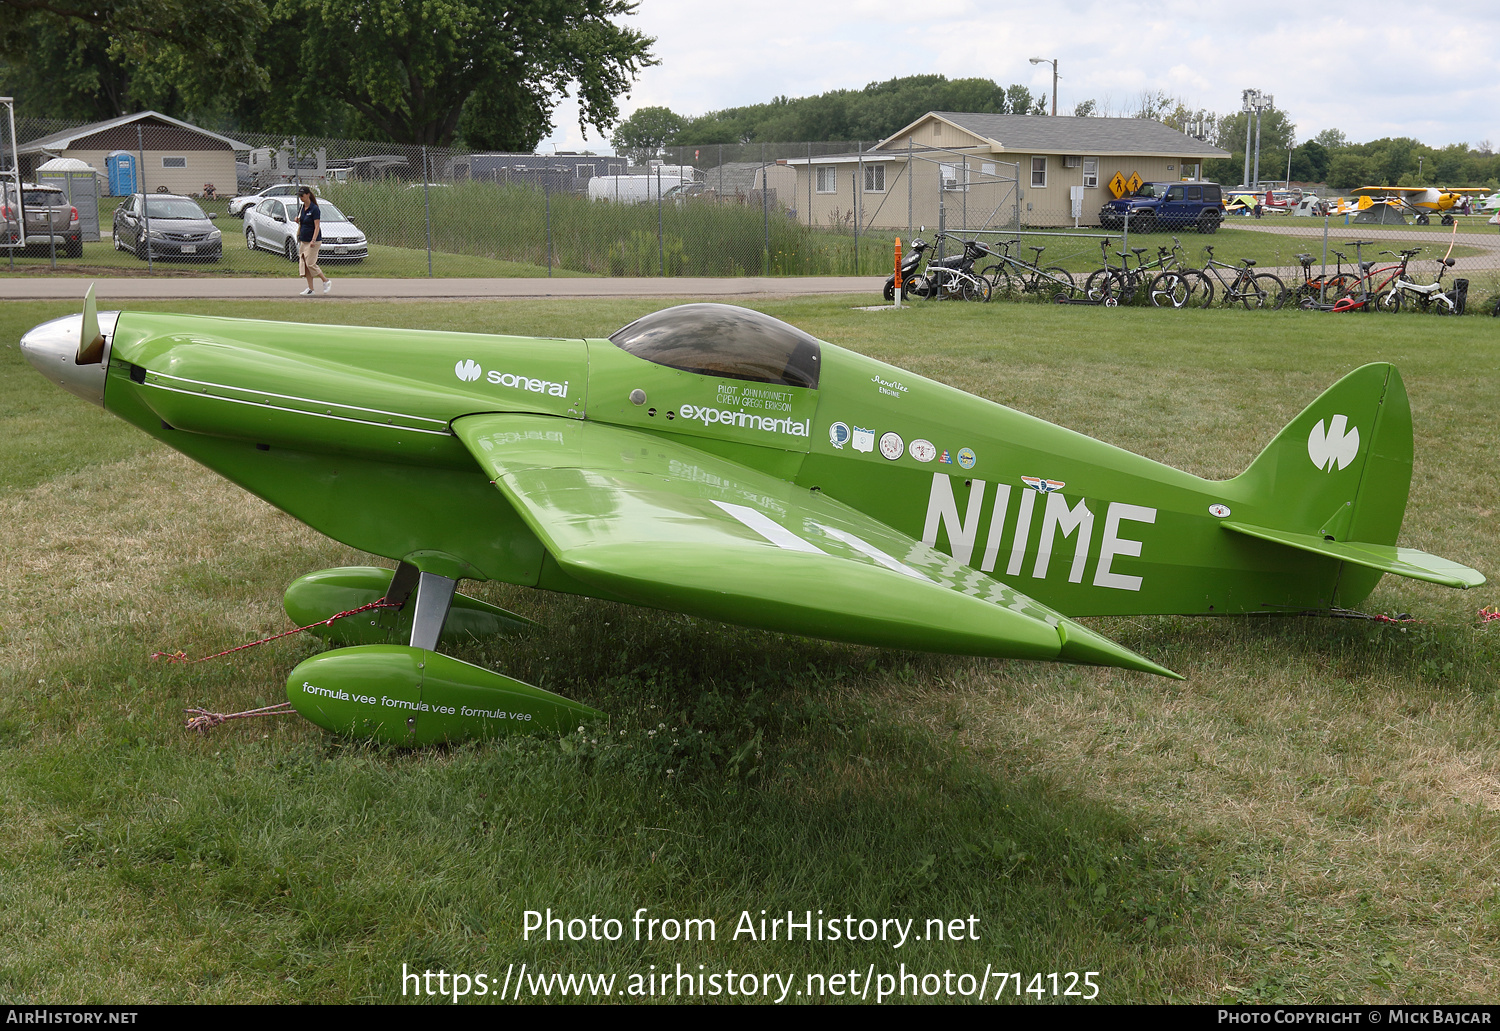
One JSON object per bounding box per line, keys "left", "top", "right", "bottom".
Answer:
{"left": 1348, "top": 186, "right": 1488, "bottom": 224}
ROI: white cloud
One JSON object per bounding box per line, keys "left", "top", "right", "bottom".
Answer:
{"left": 536, "top": 0, "right": 1500, "bottom": 153}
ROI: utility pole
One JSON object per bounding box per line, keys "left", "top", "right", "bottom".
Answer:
{"left": 1029, "top": 57, "right": 1058, "bottom": 116}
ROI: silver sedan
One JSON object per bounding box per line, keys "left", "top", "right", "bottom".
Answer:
{"left": 243, "top": 197, "right": 368, "bottom": 262}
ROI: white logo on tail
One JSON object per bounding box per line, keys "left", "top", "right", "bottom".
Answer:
{"left": 455, "top": 359, "right": 482, "bottom": 382}
{"left": 1307, "top": 414, "right": 1359, "bottom": 472}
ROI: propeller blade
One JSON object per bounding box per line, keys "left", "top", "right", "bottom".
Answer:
{"left": 76, "top": 283, "right": 105, "bottom": 365}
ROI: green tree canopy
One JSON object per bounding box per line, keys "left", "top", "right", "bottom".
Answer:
{"left": 670, "top": 74, "right": 1046, "bottom": 146}
{"left": 282, "top": 0, "right": 656, "bottom": 146}
{"left": 611, "top": 105, "right": 686, "bottom": 160}
{"left": 0, "top": 0, "right": 268, "bottom": 118}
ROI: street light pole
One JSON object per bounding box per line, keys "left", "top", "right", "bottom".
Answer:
{"left": 1029, "top": 57, "right": 1058, "bottom": 116}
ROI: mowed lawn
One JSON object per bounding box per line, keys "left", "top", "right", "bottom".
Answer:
{"left": 1, "top": 297, "right": 1498, "bottom": 1003}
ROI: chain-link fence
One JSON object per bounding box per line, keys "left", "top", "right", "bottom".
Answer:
{"left": 3, "top": 115, "right": 1498, "bottom": 312}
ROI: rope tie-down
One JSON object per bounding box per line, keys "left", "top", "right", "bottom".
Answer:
{"left": 160, "top": 599, "right": 400, "bottom": 733}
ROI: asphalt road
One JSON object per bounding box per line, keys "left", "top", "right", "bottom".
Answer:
{"left": 0, "top": 275, "right": 888, "bottom": 302}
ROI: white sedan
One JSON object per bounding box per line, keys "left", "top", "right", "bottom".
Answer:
{"left": 243, "top": 196, "right": 368, "bottom": 262}
{"left": 228, "top": 183, "right": 315, "bottom": 218}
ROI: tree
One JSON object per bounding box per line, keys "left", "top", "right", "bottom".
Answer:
{"left": 1073, "top": 99, "right": 1096, "bottom": 118}
{"left": 282, "top": 0, "right": 656, "bottom": 146}
{"left": 0, "top": 0, "right": 268, "bottom": 117}
{"left": 1313, "top": 128, "right": 1348, "bottom": 151}
{"left": 611, "top": 106, "right": 685, "bottom": 160}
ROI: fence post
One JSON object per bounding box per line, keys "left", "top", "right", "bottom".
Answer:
{"left": 292, "top": 135, "right": 299, "bottom": 186}
{"left": 761, "top": 143, "right": 768, "bottom": 275}
{"left": 137, "top": 124, "right": 151, "bottom": 273}
{"left": 852, "top": 169, "right": 859, "bottom": 274}
{"left": 908, "top": 137, "right": 913, "bottom": 236}
{"left": 422, "top": 146, "right": 433, "bottom": 278}
{"left": 657, "top": 164, "right": 664, "bottom": 276}
{"left": 807, "top": 141, "right": 812, "bottom": 227}
{"left": 1321, "top": 209, "right": 1329, "bottom": 296}
{"left": 546, "top": 168, "right": 553, "bottom": 278}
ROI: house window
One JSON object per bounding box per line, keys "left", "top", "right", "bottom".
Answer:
{"left": 1031, "top": 157, "right": 1047, "bottom": 188}
{"left": 1082, "top": 158, "right": 1099, "bottom": 189}
{"left": 815, "top": 166, "right": 837, "bottom": 193}
{"left": 863, "top": 164, "right": 885, "bottom": 192}
{"left": 162, "top": 156, "right": 187, "bottom": 168}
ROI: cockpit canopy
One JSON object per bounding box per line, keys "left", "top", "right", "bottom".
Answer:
{"left": 608, "top": 303, "right": 821, "bottom": 390}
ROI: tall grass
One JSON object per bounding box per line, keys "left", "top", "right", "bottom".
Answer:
{"left": 325, "top": 180, "right": 903, "bottom": 277}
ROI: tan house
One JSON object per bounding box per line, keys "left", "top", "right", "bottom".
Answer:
{"left": 782, "top": 111, "right": 1228, "bottom": 230}
{"left": 19, "top": 111, "right": 250, "bottom": 197}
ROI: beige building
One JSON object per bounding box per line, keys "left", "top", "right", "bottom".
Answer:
{"left": 782, "top": 112, "right": 1228, "bottom": 230}
{"left": 19, "top": 111, "right": 249, "bottom": 198}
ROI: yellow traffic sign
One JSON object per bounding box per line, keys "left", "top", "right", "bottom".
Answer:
{"left": 1108, "top": 171, "right": 1126, "bottom": 199}
{"left": 1125, "top": 171, "right": 1143, "bottom": 194}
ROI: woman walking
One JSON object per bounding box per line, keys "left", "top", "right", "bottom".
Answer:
{"left": 295, "top": 186, "right": 331, "bottom": 295}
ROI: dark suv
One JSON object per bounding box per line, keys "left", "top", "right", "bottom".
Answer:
{"left": 1099, "top": 181, "right": 1223, "bottom": 233}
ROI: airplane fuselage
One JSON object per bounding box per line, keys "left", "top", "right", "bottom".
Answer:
{"left": 19, "top": 309, "right": 1370, "bottom": 621}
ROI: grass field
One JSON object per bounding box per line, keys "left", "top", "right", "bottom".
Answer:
{"left": 3, "top": 297, "right": 1499, "bottom": 1003}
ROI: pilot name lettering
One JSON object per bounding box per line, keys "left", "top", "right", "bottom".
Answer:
{"left": 679, "top": 404, "right": 809, "bottom": 437}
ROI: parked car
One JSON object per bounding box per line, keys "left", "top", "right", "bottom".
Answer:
{"left": 243, "top": 196, "right": 368, "bottom": 262}
{"left": 1099, "top": 181, "right": 1224, "bottom": 233}
{"left": 228, "top": 182, "right": 317, "bottom": 218}
{"left": 0, "top": 182, "right": 83, "bottom": 257}
{"left": 112, "top": 193, "right": 222, "bottom": 261}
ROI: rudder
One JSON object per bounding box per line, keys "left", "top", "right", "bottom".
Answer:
{"left": 1226, "top": 363, "right": 1414, "bottom": 604}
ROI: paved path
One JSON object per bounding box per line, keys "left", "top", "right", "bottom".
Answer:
{"left": 0, "top": 275, "right": 887, "bottom": 302}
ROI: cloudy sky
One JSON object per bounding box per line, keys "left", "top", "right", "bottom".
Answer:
{"left": 538, "top": 0, "right": 1500, "bottom": 153}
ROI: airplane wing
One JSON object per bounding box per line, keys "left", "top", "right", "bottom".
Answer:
{"left": 1350, "top": 186, "right": 1423, "bottom": 196}
{"left": 452, "top": 413, "right": 1180, "bottom": 678}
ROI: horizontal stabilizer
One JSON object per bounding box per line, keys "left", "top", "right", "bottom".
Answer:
{"left": 1222, "top": 522, "right": 1485, "bottom": 590}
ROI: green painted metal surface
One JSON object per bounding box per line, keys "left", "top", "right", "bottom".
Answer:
{"left": 286, "top": 645, "right": 601, "bottom": 745}
{"left": 17, "top": 300, "right": 1486, "bottom": 743}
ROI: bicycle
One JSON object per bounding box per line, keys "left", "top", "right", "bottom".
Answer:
{"left": 1290, "top": 250, "right": 1356, "bottom": 307}
{"left": 1326, "top": 244, "right": 1417, "bottom": 313}
{"left": 1193, "top": 246, "right": 1287, "bottom": 309}
{"left": 1087, "top": 238, "right": 1186, "bottom": 305}
{"left": 907, "top": 234, "right": 992, "bottom": 303}
{"left": 978, "top": 241, "right": 1077, "bottom": 300}
{"left": 1389, "top": 254, "right": 1462, "bottom": 314}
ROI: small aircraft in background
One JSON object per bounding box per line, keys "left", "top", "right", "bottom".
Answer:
{"left": 18, "top": 291, "right": 1484, "bottom": 746}
{"left": 1348, "top": 186, "right": 1490, "bottom": 224}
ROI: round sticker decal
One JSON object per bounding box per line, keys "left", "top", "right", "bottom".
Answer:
{"left": 879, "top": 431, "right": 904, "bottom": 461}
{"left": 909, "top": 439, "right": 937, "bottom": 463}
{"left": 829, "top": 422, "right": 850, "bottom": 449}
{"left": 956, "top": 447, "right": 976, "bottom": 469}
{"left": 1209, "top": 503, "right": 1231, "bottom": 518}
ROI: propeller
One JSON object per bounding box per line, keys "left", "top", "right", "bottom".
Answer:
{"left": 76, "top": 282, "right": 105, "bottom": 365}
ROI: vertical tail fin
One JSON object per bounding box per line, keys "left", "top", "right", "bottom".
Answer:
{"left": 1226, "top": 362, "right": 1415, "bottom": 603}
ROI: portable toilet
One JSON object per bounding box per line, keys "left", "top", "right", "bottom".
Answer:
{"left": 106, "top": 152, "right": 136, "bottom": 196}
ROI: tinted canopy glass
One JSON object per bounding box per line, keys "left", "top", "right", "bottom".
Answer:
{"left": 609, "top": 303, "right": 821, "bottom": 389}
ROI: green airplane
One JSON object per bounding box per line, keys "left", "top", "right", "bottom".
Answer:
{"left": 20, "top": 289, "right": 1483, "bottom": 745}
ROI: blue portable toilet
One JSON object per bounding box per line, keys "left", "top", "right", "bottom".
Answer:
{"left": 106, "top": 152, "right": 136, "bottom": 196}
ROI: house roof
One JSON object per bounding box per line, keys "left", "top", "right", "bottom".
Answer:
{"left": 878, "top": 112, "right": 1229, "bottom": 159}
{"left": 19, "top": 111, "right": 251, "bottom": 154}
